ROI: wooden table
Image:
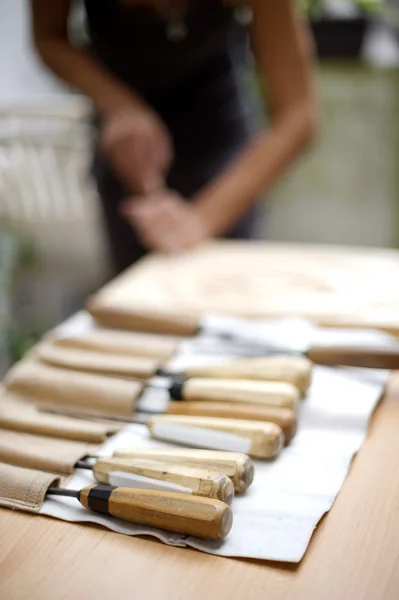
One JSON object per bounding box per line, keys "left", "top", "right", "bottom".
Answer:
{"left": 1, "top": 375, "right": 398, "bottom": 600}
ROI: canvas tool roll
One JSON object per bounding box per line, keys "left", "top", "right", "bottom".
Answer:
{"left": 4, "top": 359, "right": 142, "bottom": 419}
{"left": 37, "top": 342, "right": 163, "bottom": 380}
{"left": 36, "top": 341, "right": 313, "bottom": 394}
{"left": 0, "top": 462, "right": 60, "bottom": 513}
{"left": 0, "top": 429, "right": 99, "bottom": 475}
{"left": 48, "top": 327, "right": 182, "bottom": 360}
{"left": 0, "top": 395, "right": 122, "bottom": 443}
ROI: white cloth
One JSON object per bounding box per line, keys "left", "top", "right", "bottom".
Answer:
{"left": 41, "top": 312, "right": 390, "bottom": 562}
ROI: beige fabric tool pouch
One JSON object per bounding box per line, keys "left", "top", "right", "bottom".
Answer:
{"left": 3, "top": 358, "right": 142, "bottom": 418}
{"left": 0, "top": 462, "right": 60, "bottom": 512}
{"left": 35, "top": 341, "right": 161, "bottom": 379}
{"left": 45, "top": 326, "right": 180, "bottom": 361}
{"left": 0, "top": 396, "right": 122, "bottom": 443}
{"left": 0, "top": 430, "right": 99, "bottom": 475}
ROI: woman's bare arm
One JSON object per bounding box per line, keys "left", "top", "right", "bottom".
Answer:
{"left": 193, "top": 0, "right": 319, "bottom": 235}
{"left": 30, "top": 0, "right": 142, "bottom": 115}
{"left": 30, "top": 0, "right": 172, "bottom": 192}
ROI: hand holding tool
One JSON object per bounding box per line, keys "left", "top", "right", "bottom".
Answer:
{"left": 46, "top": 484, "right": 232, "bottom": 539}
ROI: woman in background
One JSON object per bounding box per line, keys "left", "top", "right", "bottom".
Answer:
{"left": 31, "top": 0, "right": 318, "bottom": 275}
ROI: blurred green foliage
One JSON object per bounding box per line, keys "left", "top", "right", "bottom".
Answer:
{"left": 0, "top": 221, "right": 44, "bottom": 364}
{"left": 300, "top": 0, "right": 384, "bottom": 19}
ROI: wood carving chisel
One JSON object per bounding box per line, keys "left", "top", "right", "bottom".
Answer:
{"left": 39, "top": 340, "right": 312, "bottom": 392}
{"left": 5, "top": 362, "right": 299, "bottom": 418}
{"left": 79, "top": 450, "right": 254, "bottom": 494}
{"left": 144, "top": 414, "right": 284, "bottom": 459}
{"left": 75, "top": 457, "right": 234, "bottom": 503}
{"left": 45, "top": 410, "right": 284, "bottom": 459}
{"left": 2, "top": 398, "right": 296, "bottom": 444}
{"left": 87, "top": 304, "right": 399, "bottom": 370}
{"left": 111, "top": 448, "right": 254, "bottom": 492}
{"left": 46, "top": 485, "right": 232, "bottom": 540}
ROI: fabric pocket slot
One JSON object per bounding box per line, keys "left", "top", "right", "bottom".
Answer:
{"left": 0, "top": 461, "right": 60, "bottom": 512}
{"left": 0, "top": 429, "right": 99, "bottom": 475}
{"left": 4, "top": 359, "right": 143, "bottom": 418}
{"left": 0, "top": 397, "right": 122, "bottom": 443}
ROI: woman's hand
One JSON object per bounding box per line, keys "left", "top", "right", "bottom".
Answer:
{"left": 121, "top": 191, "right": 210, "bottom": 253}
{"left": 101, "top": 104, "right": 173, "bottom": 194}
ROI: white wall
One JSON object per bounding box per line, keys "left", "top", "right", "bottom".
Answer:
{"left": 0, "top": 0, "right": 67, "bottom": 101}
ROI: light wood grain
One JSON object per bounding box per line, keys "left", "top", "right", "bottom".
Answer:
{"left": 185, "top": 356, "right": 313, "bottom": 394}
{"left": 93, "top": 457, "right": 235, "bottom": 504}
{"left": 147, "top": 415, "right": 284, "bottom": 459}
{"left": 87, "top": 241, "right": 399, "bottom": 335}
{"left": 181, "top": 378, "right": 299, "bottom": 409}
{"left": 113, "top": 448, "right": 254, "bottom": 492}
{"left": 79, "top": 486, "right": 233, "bottom": 540}
{"left": 166, "top": 401, "right": 297, "bottom": 444}
{"left": 1, "top": 377, "right": 398, "bottom": 600}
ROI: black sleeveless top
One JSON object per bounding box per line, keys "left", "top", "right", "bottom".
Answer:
{"left": 84, "top": 0, "right": 250, "bottom": 95}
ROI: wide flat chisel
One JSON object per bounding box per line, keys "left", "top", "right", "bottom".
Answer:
{"left": 46, "top": 484, "right": 232, "bottom": 540}
{"left": 86, "top": 304, "right": 399, "bottom": 370}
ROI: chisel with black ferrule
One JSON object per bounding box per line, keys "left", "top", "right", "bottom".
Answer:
{"left": 46, "top": 484, "right": 233, "bottom": 540}
{"left": 5, "top": 361, "right": 299, "bottom": 420}
{"left": 38, "top": 339, "right": 313, "bottom": 392}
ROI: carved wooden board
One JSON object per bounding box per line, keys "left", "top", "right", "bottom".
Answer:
{"left": 89, "top": 241, "right": 399, "bottom": 334}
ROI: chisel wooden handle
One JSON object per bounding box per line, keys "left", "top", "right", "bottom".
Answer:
{"left": 37, "top": 344, "right": 160, "bottom": 379}
{"left": 53, "top": 329, "right": 180, "bottom": 360}
{"left": 147, "top": 414, "right": 284, "bottom": 459}
{"left": 79, "top": 485, "right": 232, "bottom": 539}
{"left": 113, "top": 448, "right": 254, "bottom": 492}
{"left": 184, "top": 356, "right": 312, "bottom": 394}
{"left": 88, "top": 301, "right": 199, "bottom": 336}
{"left": 306, "top": 345, "right": 399, "bottom": 370}
{"left": 93, "top": 458, "right": 234, "bottom": 504}
{"left": 166, "top": 401, "right": 297, "bottom": 444}
{"left": 173, "top": 378, "right": 299, "bottom": 409}
{"left": 4, "top": 362, "right": 142, "bottom": 419}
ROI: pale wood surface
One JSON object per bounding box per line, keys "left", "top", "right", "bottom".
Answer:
{"left": 88, "top": 241, "right": 399, "bottom": 334}
{"left": 1, "top": 376, "right": 398, "bottom": 600}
